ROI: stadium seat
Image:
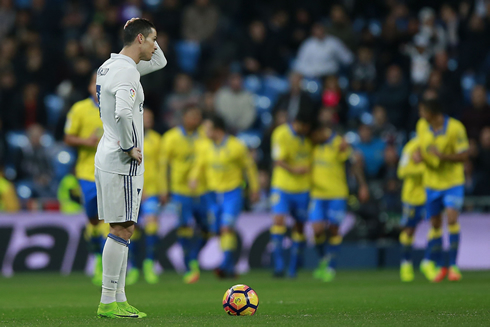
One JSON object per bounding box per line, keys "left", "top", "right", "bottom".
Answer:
{"left": 237, "top": 130, "right": 262, "bottom": 149}
{"left": 254, "top": 94, "right": 273, "bottom": 112}
{"left": 262, "top": 75, "right": 289, "bottom": 103}
{"left": 175, "top": 40, "right": 201, "bottom": 74}
{"left": 347, "top": 92, "right": 370, "bottom": 121}
{"left": 6, "top": 131, "right": 29, "bottom": 151}
{"left": 52, "top": 147, "right": 77, "bottom": 182}
{"left": 460, "top": 72, "right": 476, "bottom": 105}
{"left": 44, "top": 94, "right": 64, "bottom": 128}
{"left": 243, "top": 75, "right": 263, "bottom": 94}
{"left": 301, "top": 77, "right": 322, "bottom": 100}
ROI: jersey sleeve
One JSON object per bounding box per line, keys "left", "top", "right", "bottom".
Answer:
{"left": 271, "top": 129, "right": 288, "bottom": 162}
{"left": 453, "top": 122, "right": 469, "bottom": 154}
{"left": 397, "top": 142, "right": 425, "bottom": 179}
{"left": 136, "top": 42, "right": 167, "bottom": 76}
{"left": 112, "top": 69, "right": 139, "bottom": 151}
{"left": 64, "top": 106, "right": 81, "bottom": 136}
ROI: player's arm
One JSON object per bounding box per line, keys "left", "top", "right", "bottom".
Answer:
{"left": 272, "top": 131, "right": 309, "bottom": 175}
{"left": 189, "top": 143, "right": 207, "bottom": 190}
{"left": 398, "top": 148, "right": 425, "bottom": 179}
{"left": 136, "top": 42, "right": 167, "bottom": 76}
{"left": 113, "top": 70, "right": 141, "bottom": 163}
{"left": 436, "top": 124, "right": 469, "bottom": 162}
{"left": 241, "top": 145, "right": 260, "bottom": 203}
{"left": 63, "top": 107, "right": 99, "bottom": 148}
{"left": 348, "top": 147, "right": 369, "bottom": 203}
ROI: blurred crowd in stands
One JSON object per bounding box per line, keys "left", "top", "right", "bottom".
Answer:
{"left": 1, "top": 0, "right": 490, "bottom": 227}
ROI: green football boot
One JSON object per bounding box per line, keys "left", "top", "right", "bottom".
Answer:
{"left": 420, "top": 260, "right": 437, "bottom": 281}
{"left": 322, "top": 268, "right": 336, "bottom": 282}
{"left": 183, "top": 260, "right": 200, "bottom": 284}
{"left": 400, "top": 261, "right": 414, "bottom": 282}
{"left": 313, "top": 258, "right": 328, "bottom": 279}
{"left": 97, "top": 302, "right": 138, "bottom": 318}
{"left": 117, "top": 301, "right": 147, "bottom": 318}
{"left": 92, "top": 254, "right": 103, "bottom": 286}
{"left": 126, "top": 268, "right": 139, "bottom": 285}
{"left": 143, "top": 259, "right": 159, "bottom": 284}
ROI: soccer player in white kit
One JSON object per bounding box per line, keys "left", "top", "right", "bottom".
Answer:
{"left": 94, "top": 18, "right": 167, "bottom": 318}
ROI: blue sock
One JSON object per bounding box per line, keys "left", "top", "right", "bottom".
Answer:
{"left": 399, "top": 231, "right": 413, "bottom": 262}
{"left": 449, "top": 224, "right": 460, "bottom": 266}
{"left": 190, "top": 231, "right": 209, "bottom": 261}
{"left": 426, "top": 228, "right": 443, "bottom": 267}
{"left": 145, "top": 234, "right": 158, "bottom": 260}
{"left": 314, "top": 233, "right": 327, "bottom": 260}
{"left": 221, "top": 250, "right": 234, "bottom": 274}
{"left": 327, "top": 236, "right": 342, "bottom": 270}
{"left": 270, "top": 225, "right": 286, "bottom": 273}
{"left": 288, "top": 232, "right": 305, "bottom": 277}
{"left": 97, "top": 236, "right": 106, "bottom": 255}
{"left": 177, "top": 226, "right": 193, "bottom": 271}
{"left": 128, "top": 240, "right": 138, "bottom": 268}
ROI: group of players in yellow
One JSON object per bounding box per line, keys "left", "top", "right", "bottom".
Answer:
{"left": 65, "top": 73, "right": 467, "bottom": 285}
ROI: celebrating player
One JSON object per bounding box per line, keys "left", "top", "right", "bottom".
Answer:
{"left": 94, "top": 18, "right": 167, "bottom": 318}
{"left": 416, "top": 99, "right": 468, "bottom": 282}
{"left": 126, "top": 109, "right": 161, "bottom": 285}
{"left": 64, "top": 72, "right": 109, "bottom": 286}
{"left": 160, "top": 105, "right": 210, "bottom": 284}
{"left": 189, "top": 115, "right": 259, "bottom": 279}
{"left": 270, "top": 112, "right": 312, "bottom": 278}
{"left": 309, "top": 123, "right": 369, "bottom": 282}
{"left": 397, "top": 137, "right": 426, "bottom": 282}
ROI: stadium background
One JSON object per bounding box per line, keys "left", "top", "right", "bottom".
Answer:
{"left": 1, "top": 0, "right": 490, "bottom": 274}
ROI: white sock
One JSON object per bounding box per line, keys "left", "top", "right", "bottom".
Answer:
{"left": 116, "top": 245, "right": 128, "bottom": 303}
{"left": 100, "top": 234, "right": 128, "bottom": 304}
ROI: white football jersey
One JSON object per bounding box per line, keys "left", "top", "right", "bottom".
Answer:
{"left": 95, "top": 43, "right": 167, "bottom": 176}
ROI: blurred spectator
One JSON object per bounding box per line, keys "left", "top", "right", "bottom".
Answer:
{"left": 290, "top": 8, "right": 312, "bottom": 51}
{"left": 350, "top": 46, "right": 376, "bottom": 92}
{"left": 163, "top": 73, "right": 202, "bottom": 129}
{"left": 371, "top": 105, "right": 397, "bottom": 143}
{"left": 241, "top": 20, "right": 286, "bottom": 75}
{"left": 0, "top": 165, "right": 20, "bottom": 212}
{"left": 201, "top": 91, "right": 216, "bottom": 115}
{"left": 376, "top": 65, "right": 409, "bottom": 129}
{"left": 251, "top": 169, "right": 270, "bottom": 212}
{"left": 418, "top": 7, "right": 447, "bottom": 53}
{"left": 81, "top": 22, "right": 105, "bottom": 56}
{"left": 10, "top": 83, "right": 47, "bottom": 130}
{"left": 471, "top": 127, "right": 490, "bottom": 195}
{"left": 458, "top": 13, "right": 490, "bottom": 71}
{"left": 461, "top": 85, "right": 490, "bottom": 142}
{"left": 321, "top": 75, "right": 347, "bottom": 125}
{"left": 294, "top": 22, "right": 353, "bottom": 78}
{"left": 354, "top": 124, "right": 387, "bottom": 179}
{"left": 440, "top": 4, "right": 460, "bottom": 51}
{"left": 182, "top": 0, "right": 219, "bottom": 42}
{"left": 273, "top": 72, "right": 315, "bottom": 123}
{"left": 0, "top": 68, "right": 19, "bottom": 131}
{"left": 381, "top": 145, "right": 401, "bottom": 212}
{"left": 154, "top": 0, "right": 182, "bottom": 40}
{"left": 403, "top": 34, "right": 433, "bottom": 86}
{"left": 0, "top": 0, "right": 15, "bottom": 41}
{"left": 215, "top": 72, "right": 256, "bottom": 132}
{"left": 14, "top": 124, "right": 55, "bottom": 198}
{"left": 432, "top": 50, "right": 462, "bottom": 116}
{"left": 328, "top": 4, "right": 357, "bottom": 51}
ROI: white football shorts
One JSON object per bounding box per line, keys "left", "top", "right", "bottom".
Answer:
{"left": 95, "top": 168, "right": 144, "bottom": 223}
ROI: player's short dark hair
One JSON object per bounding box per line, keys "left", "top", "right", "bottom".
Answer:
{"left": 420, "top": 98, "right": 443, "bottom": 114}
{"left": 294, "top": 110, "right": 312, "bottom": 125}
{"left": 210, "top": 114, "right": 226, "bottom": 132}
{"left": 182, "top": 103, "right": 202, "bottom": 115}
{"left": 123, "top": 18, "right": 156, "bottom": 46}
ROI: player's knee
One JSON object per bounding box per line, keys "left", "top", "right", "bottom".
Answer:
{"left": 431, "top": 215, "right": 442, "bottom": 229}
{"left": 110, "top": 222, "right": 135, "bottom": 241}
{"left": 446, "top": 209, "right": 459, "bottom": 225}
{"left": 221, "top": 226, "right": 232, "bottom": 234}
{"left": 328, "top": 224, "right": 339, "bottom": 236}
{"left": 273, "top": 215, "right": 285, "bottom": 226}
{"left": 404, "top": 227, "right": 415, "bottom": 237}
{"left": 312, "top": 223, "right": 325, "bottom": 236}
{"left": 88, "top": 217, "right": 99, "bottom": 226}
{"left": 294, "top": 222, "right": 304, "bottom": 234}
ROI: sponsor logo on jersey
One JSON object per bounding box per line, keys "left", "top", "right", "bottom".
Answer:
{"left": 129, "top": 88, "right": 136, "bottom": 101}
{"left": 97, "top": 68, "right": 109, "bottom": 76}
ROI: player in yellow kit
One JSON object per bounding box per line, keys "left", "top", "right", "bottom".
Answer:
{"left": 309, "top": 123, "right": 369, "bottom": 282}
{"left": 190, "top": 115, "right": 259, "bottom": 278}
{"left": 417, "top": 99, "right": 469, "bottom": 282}
{"left": 160, "top": 105, "right": 210, "bottom": 283}
{"left": 270, "top": 112, "right": 312, "bottom": 278}
{"left": 127, "top": 109, "right": 161, "bottom": 284}
{"left": 397, "top": 137, "right": 426, "bottom": 282}
{"left": 64, "top": 72, "right": 108, "bottom": 286}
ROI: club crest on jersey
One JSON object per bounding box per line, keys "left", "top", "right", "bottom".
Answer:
{"left": 129, "top": 88, "right": 136, "bottom": 101}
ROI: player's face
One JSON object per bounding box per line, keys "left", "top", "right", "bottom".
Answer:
{"left": 418, "top": 104, "right": 429, "bottom": 121}
{"left": 141, "top": 28, "right": 157, "bottom": 61}
{"left": 295, "top": 122, "right": 310, "bottom": 136}
{"left": 183, "top": 109, "right": 202, "bottom": 131}
{"left": 88, "top": 73, "right": 97, "bottom": 100}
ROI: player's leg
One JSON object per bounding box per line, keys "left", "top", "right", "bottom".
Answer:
{"left": 126, "top": 225, "right": 141, "bottom": 285}
{"left": 323, "top": 199, "right": 347, "bottom": 282}
{"left": 310, "top": 199, "right": 327, "bottom": 279}
{"left": 444, "top": 185, "right": 464, "bottom": 281}
{"left": 420, "top": 189, "right": 443, "bottom": 281}
{"left": 218, "top": 188, "right": 243, "bottom": 278}
{"left": 270, "top": 189, "right": 288, "bottom": 277}
{"left": 141, "top": 196, "right": 160, "bottom": 284}
{"left": 399, "top": 204, "right": 422, "bottom": 282}
{"left": 173, "top": 194, "right": 194, "bottom": 274}
{"left": 79, "top": 180, "right": 104, "bottom": 286}
{"left": 287, "top": 192, "right": 309, "bottom": 278}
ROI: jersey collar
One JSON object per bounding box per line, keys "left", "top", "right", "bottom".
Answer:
{"left": 179, "top": 125, "right": 197, "bottom": 138}
{"left": 430, "top": 115, "right": 449, "bottom": 136}
{"left": 110, "top": 53, "right": 137, "bottom": 67}
{"left": 214, "top": 135, "right": 228, "bottom": 148}
{"left": 323, "top": 131, "right": 336, "bottom": 144}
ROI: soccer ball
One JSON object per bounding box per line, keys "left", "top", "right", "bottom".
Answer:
{"left": 222, "top": 284, "right": 259, "bottom": 316}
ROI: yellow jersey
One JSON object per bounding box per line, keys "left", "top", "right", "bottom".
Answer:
{"left": 143, "top": 129, "right": 161, "bottom": 196}
{"left": 271, "top": 124, "right": 312, "bottom": 193}
{"left": 397, "top": 138, "right": 426, "bottom": 206}
{"left": 190, "top": 135, "right": 259, "bottom": 193}
{"left": 160, "top": 126, "right": 206, "bottom": 196}
{"left": 311, "top": 133, "right": 351, "bottom": 199}
{"left": 64, "top": 97, "right": 103, "bottom": 182}
{"left": 416, "top": 116, "right": 469, "bottom": 190}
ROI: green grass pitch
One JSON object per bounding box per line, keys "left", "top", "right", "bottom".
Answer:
{"left": 1, "top": 270, "right": 489, "bottom": 326}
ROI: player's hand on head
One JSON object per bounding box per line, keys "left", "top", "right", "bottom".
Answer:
{"left": 124, "top": 17, "right": 139, "bottom": 29}
{"left": 127, "top": 147, "right": 142, "bottom": 164}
